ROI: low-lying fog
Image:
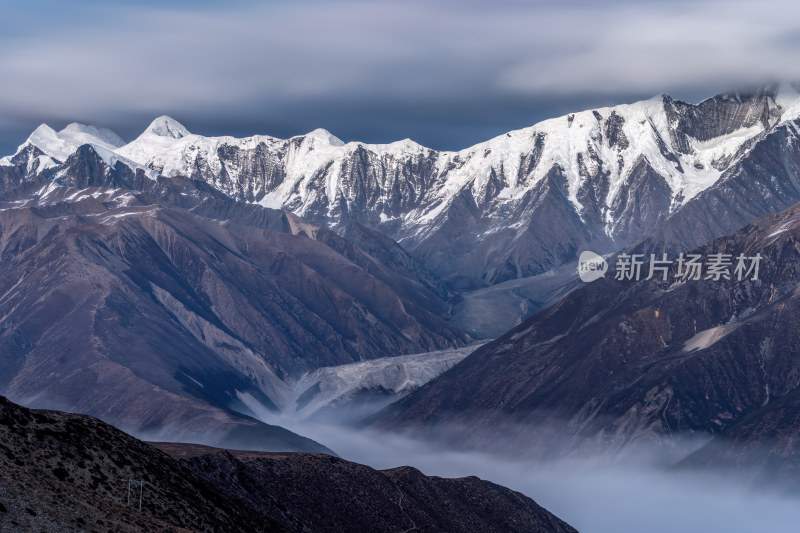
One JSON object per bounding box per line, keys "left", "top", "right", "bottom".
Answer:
{"left": 260, "top": 414, "right": 800, "bottom": 533}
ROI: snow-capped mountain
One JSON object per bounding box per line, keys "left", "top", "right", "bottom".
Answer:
{"left": 4, "top": 85, "right": 800, "bottom": 337}
{"left": 1, "top": 122, "right": 126, "bottom": 173}
{"left": 6, "top": 122, "right": 123, "bottom": 160}
{"left": 3, "top": 84, "right": 800, "bottom": 457}
{"left": 5, "top": 89, "right": 797, "bottom": 277}
{"left": 0, "top": 141, "right": 470, "bottom": 450}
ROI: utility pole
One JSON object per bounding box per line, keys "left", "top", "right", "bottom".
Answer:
{"left": 122, "top": 477, "right": 148, "bottom": 511}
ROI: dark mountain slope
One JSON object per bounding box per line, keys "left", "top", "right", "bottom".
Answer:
{"left": 157, "top": 442, "right": 578, "bottom": 533}
{"left": 0, "top": 395, "right": 270, "bottom": 532}
{"left": 0, "top": 396, "right": 577, "bottom": 533}
{"left": 677, "top": 387, "right": 800, "bottom": 491}
{"left": 373, "top": 202, "right": 800, "bottom": 464}
{"left": 0, "top": 146, "right": 467, "bottom": 448}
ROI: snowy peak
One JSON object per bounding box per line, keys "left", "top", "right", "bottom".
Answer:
{"left": 143, "top": 116, "right": 190, "bottom": 139}
{"left": 60, "top": 123, "right": 125, "bottom": 148}
{"left": 114, "top": 116, "right": 198, "bottom": 175}
{"left": 26, "top": 123, "right": 61, "bottom": 154}
{"left": 298, "top": 128, "right": 345, "bottom": 147}
{"left": 18, "top": 122, "right": 126, "bottom": 165}
{"left": 774, "top": 83, "right": 800, "bottom": 124}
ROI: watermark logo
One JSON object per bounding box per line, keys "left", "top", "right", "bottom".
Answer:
{"left": 577, "top": 251, "right": 608, "bottom": 282}
{"left": 578, "top": 251, "right": 763, "bottom": 283}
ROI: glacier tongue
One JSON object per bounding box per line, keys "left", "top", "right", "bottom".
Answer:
{"left": 286, "top": 343, "right": 485, "bottom": 421}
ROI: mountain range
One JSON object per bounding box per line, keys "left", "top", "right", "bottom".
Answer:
{"left": 3, "top": 84, "right": 800, "bottom": 470}
{"left": 6, "top": 84, "right": 800, "bottom": 336}
{"left": 0, "top": 143, "right": 467, "bottom": 450}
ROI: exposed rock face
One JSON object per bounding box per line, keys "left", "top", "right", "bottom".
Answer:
{"left": 373, "top": 202, "right": 800, "bottom": 465}
{"left": 638, "top": 112, "right": 800, "bottom": 257}
{"left": 0, "top": 396, "right": 578, "bottom": 533}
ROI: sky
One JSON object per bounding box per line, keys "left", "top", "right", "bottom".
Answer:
{"left": 2, "top": 0, "right": 800, "bottom": 155}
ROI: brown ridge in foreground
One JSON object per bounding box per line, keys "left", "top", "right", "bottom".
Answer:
{"left": 0, "top": 395, "right": 577, "bottom": 532}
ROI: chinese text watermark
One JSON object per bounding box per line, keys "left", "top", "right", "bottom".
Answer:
{"left": 578, "top": 252, "right": 762, "bottom": 283}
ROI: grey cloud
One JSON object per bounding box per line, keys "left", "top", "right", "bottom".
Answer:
{"left": 1, "top": 0, "right": 799, "bottom": 153}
